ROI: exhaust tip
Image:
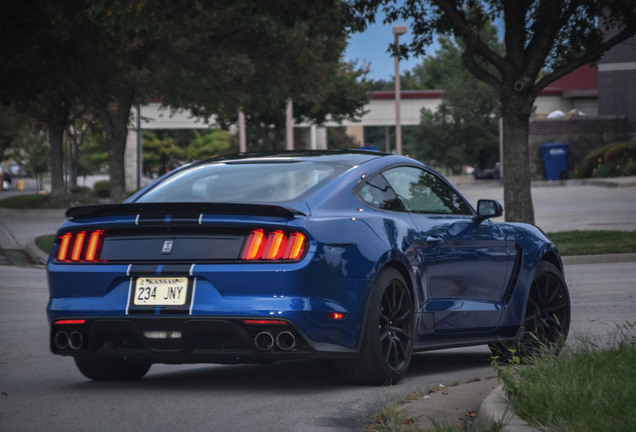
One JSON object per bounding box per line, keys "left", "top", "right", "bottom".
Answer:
{"left": 68, "top": 331, "right": 84, "bottom": 350}
{"left": 275, "top": 331, "right": 296, "bottom": 351}
{"left": 254, "top": 332, "right": 275, "bottom": 351}
{"left": 54, "top": 331, "right": 69, "bottom": 350}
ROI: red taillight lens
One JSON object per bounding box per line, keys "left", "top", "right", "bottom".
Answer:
{"left": 241, "top": 229, "right": 267, "bottom": 260}
{"left": 56, "top": 230, "right": 105, "bottom": 262}
{"left": 284, "top": 232, "right": 307, "bottom": 260}
{"left": 241, "top": 229, "right": 307, "bottom": 262}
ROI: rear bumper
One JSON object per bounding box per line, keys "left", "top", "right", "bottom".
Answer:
{"left": 50, "top": 316, "right": 356, "bottom": 364}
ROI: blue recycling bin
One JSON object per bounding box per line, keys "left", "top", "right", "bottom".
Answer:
{"left": 541, "top": 142, "right": 570, "bottom": 180}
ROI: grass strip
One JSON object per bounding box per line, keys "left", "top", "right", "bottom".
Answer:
{"left": 503, "top": 326, "right": 636, "bottom": 432}
{"left": 36, "top": 235, "right": 55, "bottom": 256}
{"left": 0, "top": 193, "right": 97, "bottom": 209}
{"left": 547, "top": 230, "right": 636, "bottom": 256}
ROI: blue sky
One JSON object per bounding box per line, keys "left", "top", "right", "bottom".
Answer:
{"left": 344, "top": 19, "right": 423, "bottom": 82}
{"left": 343, "top": 5, "right": 442, "bottom": 82}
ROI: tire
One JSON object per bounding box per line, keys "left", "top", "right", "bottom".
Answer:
{"left": 490, "top": 261, "right": 571, "bottom": 361}
{"left": 74, "top": 356, "right": 152, "bottom": 381}
{"left": 335, "top": 268, "right": 414, "bottom": 385}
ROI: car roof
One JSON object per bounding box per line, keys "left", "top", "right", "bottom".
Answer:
{"left": 198, "top": 150, "right": 389, "bottom": 168}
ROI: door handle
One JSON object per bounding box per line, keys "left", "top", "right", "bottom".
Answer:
{"left": 425, "top": 236, "right": 443, "bottom": 247}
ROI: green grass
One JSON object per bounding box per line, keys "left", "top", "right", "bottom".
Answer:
{"left": 0, "top": 193, "right": 97, "bottom": 209}
{"left": 36, "top": 235, "right": 55, "bottom": 255}
{"left": 0, "top": 194, "right": 55, "bottom": 209}
{"left": 503, "top": 325, "right": 636, "bottom": 432}
{"left": 547, "top": 230, "right": 636, "bottom": 256}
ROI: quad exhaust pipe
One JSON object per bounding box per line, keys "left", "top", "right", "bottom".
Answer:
{"left": 254, "top": 331, "right": 275, "bottom": 351}
{"left": 253, "top": 331, "right": 297, "bottom": 351}
{"left": 54, "top": 330, "right": 84, "bottom": 350}
{"left": 275, "top": 331, "right": 296, "bottom": 351}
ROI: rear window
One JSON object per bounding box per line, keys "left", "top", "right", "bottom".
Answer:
{"left": 135, "top": 161, "right": 344, "bottom": 203}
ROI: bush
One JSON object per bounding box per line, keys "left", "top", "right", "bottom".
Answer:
{"left": 577, "top": 141, "right": 636, "bottom": 178}
{"left": 69, "top": 186, "right": 93, "bottom": 195}
{"left": 93, "top": 180, "right": 110, "bottom": 198}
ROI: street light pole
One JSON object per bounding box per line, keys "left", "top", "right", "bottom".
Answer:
{"left": 238, "top": 109, "right": 247, "bottom": 153}
{"left": 393, "top": 25, "right": 407, "bottom": 155}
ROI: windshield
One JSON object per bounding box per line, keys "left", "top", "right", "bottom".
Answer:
{"left": 135, "top": 160, "right": 344, "bottom": 203}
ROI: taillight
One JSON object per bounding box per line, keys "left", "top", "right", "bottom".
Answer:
{"left": 56, "top": 230, "right": 105, "bottom": 262}
{"left": 241, "top": 229, "right": 307, "bottom": 261}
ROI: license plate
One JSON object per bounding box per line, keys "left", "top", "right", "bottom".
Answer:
{"left": 134, "top": 277, "right": 189, "bottom": 306}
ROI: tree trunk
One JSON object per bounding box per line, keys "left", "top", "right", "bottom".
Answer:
{"left": 95, "top": 87, "right": 135, "bottom": 203}
{"left": 107, "top": 123, "right": 129, "bottom": 203}
{"left": 500, "top": 95, "right": 535, "bottom": 224}
{"left": 47, "top": 105, "right": 69, "bottom": 201}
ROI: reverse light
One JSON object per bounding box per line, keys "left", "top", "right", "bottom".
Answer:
{"left": 57, "top": 230, "right": 105, "bottom": 262}
{"left": 241, "top": 229, "right": 307, "bottom": 261}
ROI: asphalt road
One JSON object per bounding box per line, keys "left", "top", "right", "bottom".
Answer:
{"left": 1, "top": 260, "right": 634, "bottom": 432}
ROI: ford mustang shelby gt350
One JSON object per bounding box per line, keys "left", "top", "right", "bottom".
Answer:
{"left": 47, "top": 151, "right": 570, "bottom": 384}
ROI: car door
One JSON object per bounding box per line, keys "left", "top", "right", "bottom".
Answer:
{"left": 382, "top": 166, "right": 516, "bottom": 333}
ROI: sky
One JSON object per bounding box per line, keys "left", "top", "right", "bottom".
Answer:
{"left": 344, "top": 18, "right": 424, "bottom": 82}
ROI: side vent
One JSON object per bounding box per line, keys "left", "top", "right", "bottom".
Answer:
{"left": 504, "top": 244, "right": 523, "bottom": 305}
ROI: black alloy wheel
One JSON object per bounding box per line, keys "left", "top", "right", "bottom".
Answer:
{"left": 491, "top": 261, "right": 571, "bottom": 361}
{"left": 379, "top": 276, "right": 413, "bottom": 372}
{"left": 334, "top": 268, "right": 414, "bottom": 385}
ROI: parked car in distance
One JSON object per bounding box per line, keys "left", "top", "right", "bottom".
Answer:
{"left": 47, "top": 151, "right": 570, "bottom": 385}
{"left": 474, "top": 163, "right": 501, "bottom": 179}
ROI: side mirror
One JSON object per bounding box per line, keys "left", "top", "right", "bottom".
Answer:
{"left": 474, "top": 199, "right": 503, "bottom": 223}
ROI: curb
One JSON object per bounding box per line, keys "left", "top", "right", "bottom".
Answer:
{"left": 476, "top": 385, "right": 539, "bottom": 432}
{"left": 26, "top": 241, "right": 49, "bottom": 266}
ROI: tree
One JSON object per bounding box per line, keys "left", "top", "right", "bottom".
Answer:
{"left": 406, "top": 34, "right": 501, "bottom": 172}
{"left": 187, "top": 130, "right": 230, "bottom": 161}
{"left": 80, "top": 0, "right": 368, "bottom": 199}
{"left": 66, "top": 111, "right": 100, "bottom": 191}
{"left": 14, "top": 129, "right": 49, "bottom": 192}
{"left": 3, "top": 1, "right": 369, "bottom": 201}
{"left": 0, "top": 108, "right": 18, "bottom": 162}
{"left": 348, "top": 0, "right": 636, "bottom": 223}
{"left": 0, "top": 0, "right": 86, "bottom": 201}
{"left": 142, "top": 132, "right": 186, "bottom": 176}
{"left": 170, "top": 5, "right": 369, "bottom": 151}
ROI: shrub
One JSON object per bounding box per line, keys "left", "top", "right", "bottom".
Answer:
{"left": 93, "top": 180, "right": 110, "bottom": 198}
{"left": 69, "top": 186, "right": 93, "bottom": 195}
{"left": 578, "top": 142, "right": 636, "bottom": 178}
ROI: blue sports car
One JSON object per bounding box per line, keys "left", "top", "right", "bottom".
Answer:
{"left": 47, "top": 151, "right": 570, "bottom": 384}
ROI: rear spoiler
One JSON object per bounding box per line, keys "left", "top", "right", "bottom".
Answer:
{"left": 66, "top": 202, "right": 306, "bottom": 220}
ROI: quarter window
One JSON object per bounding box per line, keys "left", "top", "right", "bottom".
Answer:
{"left": 355, "top": 174, "right": 404, "bottom": 211}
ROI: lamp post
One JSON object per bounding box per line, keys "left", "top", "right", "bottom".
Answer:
{"left": 238, "top": 109, "right": 247, "bottom": 153}
{"left": 393, "top": 25, "right": 407, "bottom": 155}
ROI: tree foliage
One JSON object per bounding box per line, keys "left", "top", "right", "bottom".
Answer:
{"left": 348, "top": 0, "right": 636, "bottom": 223}
{"left": 13, "top": 129, "right": 49, "bottom": 191}
{"left": 142, "top": 130, "right": 231, "bottom": 176}
{"left": 0, "top": 0, "right": 87, "bottom": 200}
{"left": 406, "top": 31, "right": 501, "bottom": 172}
{"left": 2, "top": 0, "right": 368, "bottom": 201}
